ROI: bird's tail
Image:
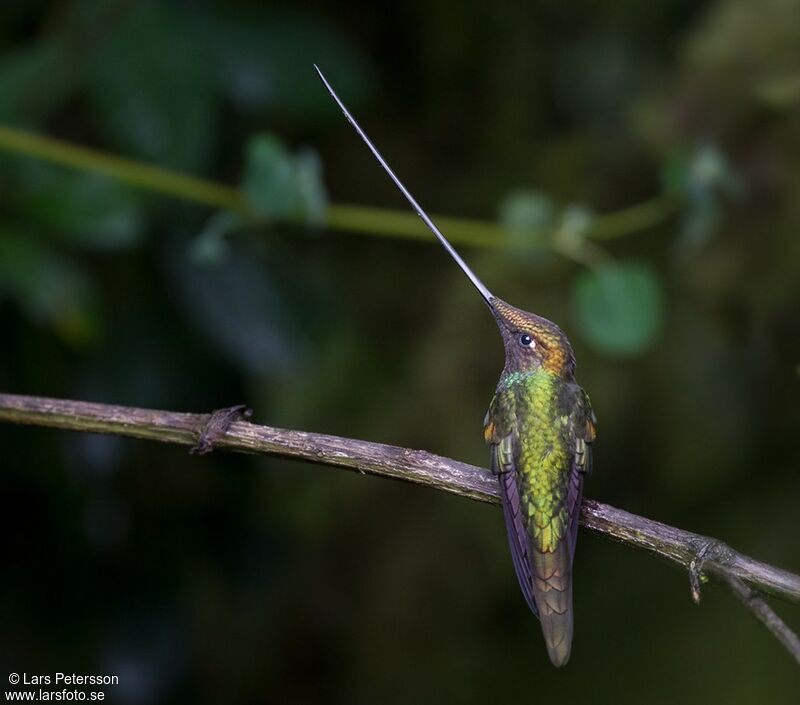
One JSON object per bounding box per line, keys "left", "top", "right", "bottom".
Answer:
{"left": 531, "top": 541, "right": 574, "bottom": 667}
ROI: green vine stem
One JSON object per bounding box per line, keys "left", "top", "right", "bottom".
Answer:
{"left": 0, "top": 123, "right": 679, "bottom": 250}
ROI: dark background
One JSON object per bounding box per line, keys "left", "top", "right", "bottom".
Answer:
{"left": 1, "top": 1, "right": 799, "bottom": 702}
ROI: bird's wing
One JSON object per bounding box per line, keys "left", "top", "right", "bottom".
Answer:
{"left": 486, "top": 400, "right": 539, "bottom": 616}
{"left": 565, "top": 387, "right": 596, "bottom": 561}
{"left": 491, "top": 435, "right": 539, "bottom": 617}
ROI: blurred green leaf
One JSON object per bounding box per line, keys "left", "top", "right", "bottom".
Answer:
{"left": 572, "top": 262, "right": 663, "bottom": 357}
{"left": 554, "top": 203, "right": 595, "bottom": 258}
{"left": 663, "top": 144, "right": 741, "bottom": 200}
{"left": 293, "top": 149, "right": 328, "bottom": 226}
{"left": 13, "top": 164, "right": 145, "bottom": 249}
{"left": 189, "top": 211, "right": 242, "bottom": 264}
{"left": 689, "top": 143, "right": 741, "bottom": 197}
{"left": 0, "top": 232, "right": 100, "bottom": 344}
{"left": 663, "top": 144, "right": 742, "bottom": 250}
{"left": 86, "top": 3, "right": 217, "bottom": 172}
{"left": 497, "top": 189, "right": 555, "bottom": 246}
{"left": 241, "top": 134, "right": 327, "bottom": 225}
{"left": 242, "top": 136, "right": 295, "bottom": 219}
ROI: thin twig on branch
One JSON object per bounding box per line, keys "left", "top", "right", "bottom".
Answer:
{"left": 704, "top": 564, "right": 800, "bottom": 666}
{"left": 1, "top": 392, "right": 798, "bottom": 664}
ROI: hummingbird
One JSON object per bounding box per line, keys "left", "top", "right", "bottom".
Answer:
{"left": 315, "top": 66, "right": 597, "bottom": 667}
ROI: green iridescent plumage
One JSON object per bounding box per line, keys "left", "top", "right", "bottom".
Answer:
{"left": 316, "top": 66, "right": 597, "bottom": 669}
{"left": 491, "top": 371, "right": 590, "bottom": 552}
{"left": 484, "top": 300, "right": 595, "bottom": 667}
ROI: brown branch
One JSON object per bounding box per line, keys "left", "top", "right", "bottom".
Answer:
{"left": 704, "top": 564, "right": 800, "bottom": 666}
{"left": 1, "top": 392, "right": 799, "bottom": 663}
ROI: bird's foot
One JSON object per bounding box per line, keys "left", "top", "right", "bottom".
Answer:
{"left": 190, "top": 404, "right": 252, "bottom": 455}
{"left": 688, "top": 541, "right": 713, "bottom": 604}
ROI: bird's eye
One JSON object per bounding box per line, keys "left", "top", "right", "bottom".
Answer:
{"left": 519, "top": 334, "right": 535, "bottom": 348}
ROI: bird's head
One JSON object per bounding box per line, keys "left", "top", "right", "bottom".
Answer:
{"left": 490, "top": 297, "right": 575, "bottom": 377}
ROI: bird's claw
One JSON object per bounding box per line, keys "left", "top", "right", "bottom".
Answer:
{"left": 191, "top": 404, "right": 252, "bottom": 455}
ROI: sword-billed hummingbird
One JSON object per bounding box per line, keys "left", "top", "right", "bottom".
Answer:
{"left": 315, "top": 66, "right": 597, "bottom": 667}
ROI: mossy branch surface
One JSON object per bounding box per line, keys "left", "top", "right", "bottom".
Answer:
{"left": 1, "top": 392, "right": 798, "bottom": 664}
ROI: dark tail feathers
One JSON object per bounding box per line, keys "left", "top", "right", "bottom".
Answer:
{"left": 531, "top": 541, "right": 574, "bottom": 667}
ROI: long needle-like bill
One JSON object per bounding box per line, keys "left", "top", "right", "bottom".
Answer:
{"left": 314, "top": 64, "right": 494, "bottom": 306}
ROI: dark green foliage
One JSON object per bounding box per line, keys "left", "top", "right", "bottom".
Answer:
{"left": 497, "top": 189, "right": 556, "bottom": 247}
{"left": 13, "top": 164, "right": 145, "bottom": 249}
{"left": 0, "top": 230, "right": 98, "bottom": 343}
{"left": 572, "top": 262, "right": 663, "bottom": 356}
{"left": 242, "top": 134, "right": 327, "bottom": 225}
{"left": 1, "top": 1, "right": 799, "bottom": 703}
